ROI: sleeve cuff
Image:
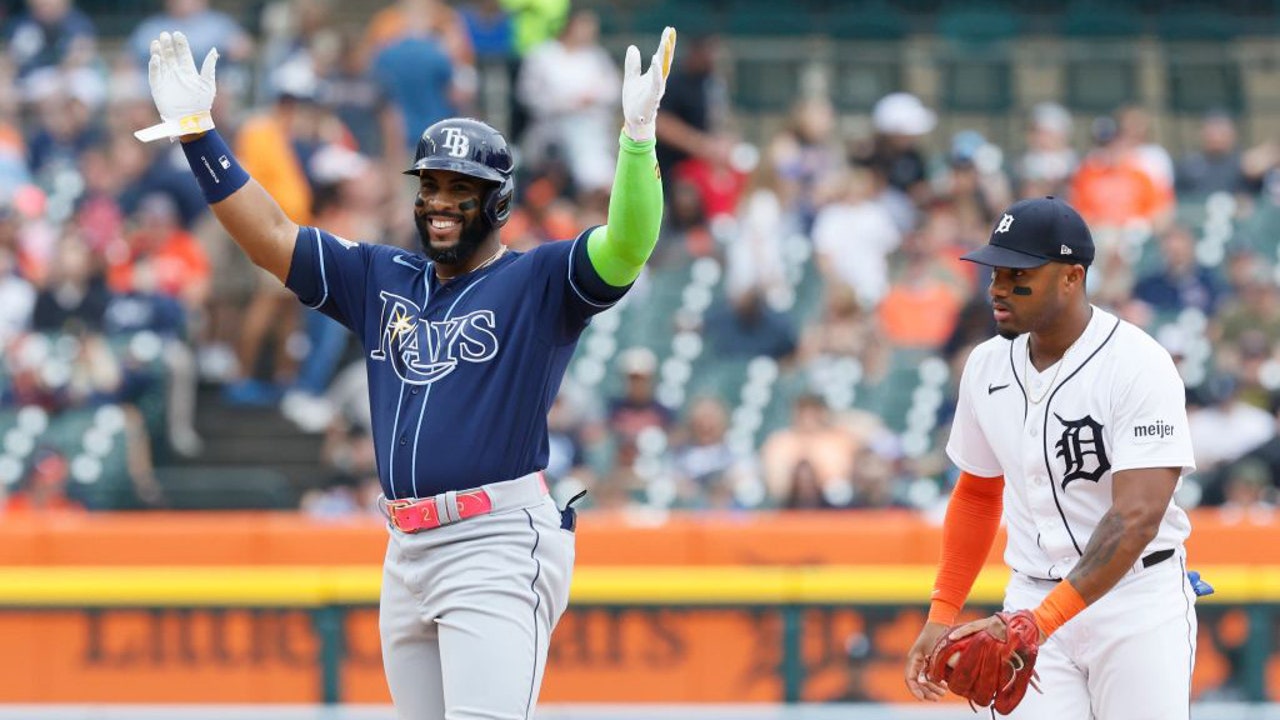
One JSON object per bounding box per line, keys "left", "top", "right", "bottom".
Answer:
{"left": 619, "top": 131, "right": 657, "bottom": 153}
{"left": 928, "top": 599, "right": 961, "bottom": 626}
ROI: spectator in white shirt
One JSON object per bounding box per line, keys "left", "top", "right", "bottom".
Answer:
{"left": 812, "top": 167, "right": 901, "bottom": 309}
{"left": 516, "top": 8, "right": 620, "bottom": 197}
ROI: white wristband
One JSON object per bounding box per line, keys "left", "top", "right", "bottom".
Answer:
{"left": 134, "top": 110, "right": 215, "bottom": 143}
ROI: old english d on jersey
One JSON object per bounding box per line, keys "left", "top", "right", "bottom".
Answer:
{"left": 945, "top": 306, "right": 1195, "bottom": 580}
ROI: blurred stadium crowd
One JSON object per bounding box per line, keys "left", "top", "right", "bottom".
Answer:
{"left": 3, "top": 0, "right": 1280, "bottom": 520}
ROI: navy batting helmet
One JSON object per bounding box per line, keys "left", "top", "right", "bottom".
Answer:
{"left": 405, "top": 118, "right": 515, "bottom": 229}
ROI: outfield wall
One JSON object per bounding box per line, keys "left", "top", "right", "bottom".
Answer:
{"left": 0, "top": 510, "right": 1273, "bottom": 704}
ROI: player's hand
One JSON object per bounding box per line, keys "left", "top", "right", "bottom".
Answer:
{"left": 134, "top": 31, "right": 219, "bottom": 143}
{"left": 621, "top": 26, "right": 676, "bottom": 143}
{"left": 948, "top": 612, "right": 1049, "bottom": 644}
{"left": 904, "top": 621, "right": 950, "bottom": 702}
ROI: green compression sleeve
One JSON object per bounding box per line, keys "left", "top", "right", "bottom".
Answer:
{"left": 586, "top": 132, "right": 664, "bottom": 287}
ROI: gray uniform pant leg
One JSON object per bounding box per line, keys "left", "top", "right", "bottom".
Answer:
{"left": 381, "top": 496, "right": 574, "bottom": 720}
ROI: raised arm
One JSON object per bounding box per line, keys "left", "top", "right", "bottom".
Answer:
{"left": 181, "top": 158, "right": 297, "bottom": 283}
{"left": 584, "top": 27, "right": 675, "bottom": 287}
{"left": 135, "top": 31, "right": 297, "bottom": 282}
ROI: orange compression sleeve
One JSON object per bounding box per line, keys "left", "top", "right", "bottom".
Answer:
{"left": 1031, "top": 579, "right": 1087, "bottom": 637}
{"left": 927, "top": 472, "right": 1005, "bottom": 625}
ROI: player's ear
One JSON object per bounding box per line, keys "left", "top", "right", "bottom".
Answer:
{"left": 1063, "top": 263, "right": 1086, "bottom": 290}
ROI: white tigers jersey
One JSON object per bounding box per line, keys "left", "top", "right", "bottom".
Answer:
{"left": 946, "top": 305, "right": 1195, "bottom": 579}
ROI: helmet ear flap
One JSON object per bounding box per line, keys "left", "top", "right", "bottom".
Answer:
{"left": 484, "top": 175, "right": 515, "bottom": 228}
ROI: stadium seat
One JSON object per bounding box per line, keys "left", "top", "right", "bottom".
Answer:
{"left": 1157, "top": 6, "right": 1244, "bottom": 114}
{"left": 74, "top": 0, "right": 153, "bottom": 36}
{"left": 732, "top": 53, "right": 810, "bottom": 112}
{"left": 726, "top": 0, "right": 821, "bottom": 111}
{"left": 615, "top": 265, "right": 691, "bottom": 352}
{"left": 1156, "top": 4, "right": 1241, "bottom": 40}
{"left": 1174, "top": 197, "right": 1212, "bottom": 229}
{"left": 758, "top": 367, "right": 814, "bottom": 440}
{"left": 632, "top": 0, "right": 717, "bottom": 36}
{"left": 934, "top": 4, "right": 1019, "bottom": 114}
{"left": 1060, "top": 1, "right": 1143, "bottom": 112}
{"left": 106, "top": 333, "right": 172, "bottom": 453}
{"left": 591, "top": 3, "right": 629, "bottom": 36}
{"left": 725, "top": 0, "right": 819, "bottom": 37}
{"left": 857, "top": 348, "right": 931, "bottom": 432}
{"left": 826, "top": 2, "right": 911, "bottom": 113}
{"left": 34, "top": 407, "right": 133, "bottom": 510}
{"left": 0, "top": 409, "right": 19, "bottom": 435}
{"left": 153, "top": 466, "right": 297, "bottom": 510}
{"left": 1236, "top": 201, "right": 1280, "bottom": 258}
{"left": 827, "top": 0, "right": 911, "bottom": 40}
{"left": 1165, "top": 62, "right": 1244, "bottom": 116}
{"left": 687, "top": 356, "right": 753, "bottom": 404}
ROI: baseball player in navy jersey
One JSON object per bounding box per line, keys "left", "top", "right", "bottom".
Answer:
{"left": 136, "top": 26, "right": 677, "bottom": 720}
{"left": 903, "top": 197, "right": 1206, "bottom": 718}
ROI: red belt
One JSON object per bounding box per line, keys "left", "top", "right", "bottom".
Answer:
{"left": 385, "top": 474, "right": 547, "bottom": 534}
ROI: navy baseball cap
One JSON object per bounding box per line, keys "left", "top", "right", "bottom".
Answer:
{"left": 961, "top": 196, "right": 1095, "bottom": 269}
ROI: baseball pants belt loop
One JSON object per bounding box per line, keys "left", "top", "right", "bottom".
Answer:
{"left": 1029, "top": 548, "right": 1176, "bottom": 584}
{"left": 386, "top": 471, "right": 547, "bottom": 534}
{"left": 1121, "top": 547, "right": 1176, "bottom": 578}
{"left": 1139, "top": 548, "right": 1175, "bottom": 570}
{"left": 442, "top": 491, "right": 461, "bottom": 524}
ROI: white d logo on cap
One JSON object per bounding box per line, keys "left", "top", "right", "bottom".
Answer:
{"left": 995, "top": 214, "right": 1014, "bottom": 233}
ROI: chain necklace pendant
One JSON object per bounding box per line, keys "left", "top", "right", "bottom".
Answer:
{"left": 438, "top": 245, "right": 508, "bottom": 282}
{"left": 1023, "top": 332, "right": 1083, "bottom": 405}
{"left": 1023, "top": 343, "right": 1065, "bottom": 405}
{"left": 1023, "top": 309, "right": 1094, "bottom": 406}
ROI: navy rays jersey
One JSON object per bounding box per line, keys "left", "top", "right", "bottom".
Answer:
{"left": 286, "top": 226, "right": 618, "bottom": 500}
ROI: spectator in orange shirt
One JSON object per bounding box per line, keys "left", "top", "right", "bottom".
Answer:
{"left": 1116, "top": 105, "right": 1175, "bottom": 194}
{"left": 222, "top": 61, "right": 353, "bottom": 405}
{"left": 877, "top": 260, "right": 965, "bottom": 349}
{"left": 1070, "top": 116, "right": 1173, "bottom": 232}
{"left": 4, "top": 449, "right": 84, "bottom": 514}
{"left": 876, "top": 214, "right": 968, "bottom": 350}
{"left": 108, "top": 193, "right": 210, "bottom": 312}
{"left": 364, "top": 0, "right": 476, "bottom": 67}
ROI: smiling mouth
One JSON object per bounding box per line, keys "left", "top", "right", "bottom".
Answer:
{"left": 425, "top": 216, "right": 463, "bottom": 243}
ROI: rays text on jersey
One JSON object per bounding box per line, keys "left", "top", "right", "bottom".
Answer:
{"left": 371, "top": 291, "right": 499, "bottom": 385}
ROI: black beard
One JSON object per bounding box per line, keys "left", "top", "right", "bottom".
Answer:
{"left": 997, "top": 328, "right": 1021, "bottom": 340}
{"left": 415, "top": 212, "right": 490, "bottom": 265}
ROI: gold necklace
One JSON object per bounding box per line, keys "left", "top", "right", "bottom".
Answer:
{"left": 1024, "top": 309, "right": 1094, "bottom": 405}
{"left": 436, "top": 245, "right": 508, "bottom": 281}
{"left": 1024, "top": 333, "right": 1085, "bottom": 405}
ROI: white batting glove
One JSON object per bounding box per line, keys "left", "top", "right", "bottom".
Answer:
{"left": 622, "top": 26, "right": 676, "bottom": 143}
{"left": 134, "top": 31, "right": 219, "bottom": 143}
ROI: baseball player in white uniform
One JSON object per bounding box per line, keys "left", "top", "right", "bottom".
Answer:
{"left": 904, "top": 197, "right": 1204, "bottom": 718}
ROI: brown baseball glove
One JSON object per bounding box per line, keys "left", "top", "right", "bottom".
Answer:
{"left": 924, "top": 610, "right": 1042, "bottom": 715}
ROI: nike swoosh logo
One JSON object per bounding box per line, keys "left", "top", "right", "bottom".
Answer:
{"left": 988, "top": 383, "right": 1010, "bottom": 394}
{"left": 392, "top": 255, "right": 422, "bottom": 270}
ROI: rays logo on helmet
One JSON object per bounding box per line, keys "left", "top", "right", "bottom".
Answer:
{"left": 441, "top": 127, "right": 471, "bottom": 158}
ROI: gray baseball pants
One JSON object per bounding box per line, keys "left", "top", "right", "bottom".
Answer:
{"left": 378, "top": 473, "right": 575, "bottom": 720}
